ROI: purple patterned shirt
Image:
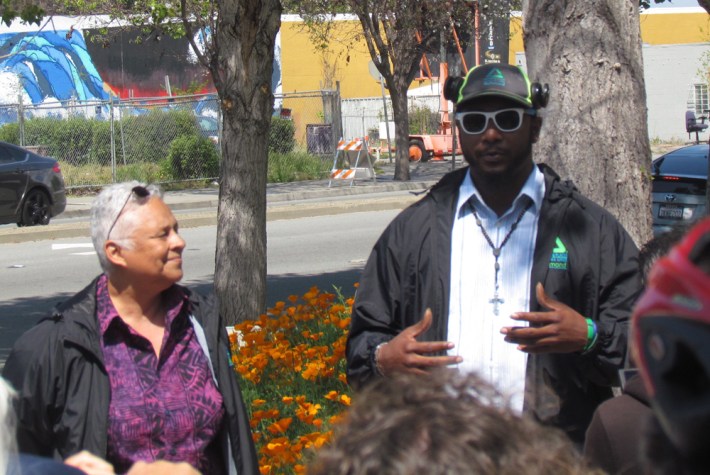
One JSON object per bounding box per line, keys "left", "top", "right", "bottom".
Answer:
{"left": 96, "top": 275, "right": 226, "bottom": 474}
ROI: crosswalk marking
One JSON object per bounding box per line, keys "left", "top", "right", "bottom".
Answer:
{"left": 52, "top": 243, "right": 94, "bottom": 250}
{"left": 52, "top": 243, "right": 97, "bottom": 256}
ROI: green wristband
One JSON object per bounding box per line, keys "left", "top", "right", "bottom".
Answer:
{"left": 582, "top": 318, "right": 597, "bottom": 353}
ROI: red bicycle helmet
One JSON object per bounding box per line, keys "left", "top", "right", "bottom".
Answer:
{"left": 631, "top": 217, "right": 710, "bottom": 459}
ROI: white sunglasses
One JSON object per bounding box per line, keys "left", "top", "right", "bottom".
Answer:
{"left": 455, "top": 108, "right": 537, "bottom": 134}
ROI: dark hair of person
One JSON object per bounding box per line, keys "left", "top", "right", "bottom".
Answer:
{"left": 638, "top": 225, "right": 689, "bottom": 284}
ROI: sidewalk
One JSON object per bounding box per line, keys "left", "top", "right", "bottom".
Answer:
{"left": 0, "top": 159, "right": 464, "bottom": 244}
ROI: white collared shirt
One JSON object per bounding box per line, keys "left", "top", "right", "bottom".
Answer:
{"left": 448, "top": 166, "right": 545, "bottom": 412}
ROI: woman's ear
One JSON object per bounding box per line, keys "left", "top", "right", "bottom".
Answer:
{"left": 105, "top": 241, "right": 127, "bottom": 268}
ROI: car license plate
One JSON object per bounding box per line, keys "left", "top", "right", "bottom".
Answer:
{"left": 658, "top": 204, "right": 683, "bottom": 219}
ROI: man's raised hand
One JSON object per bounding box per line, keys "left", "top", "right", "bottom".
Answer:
{"left": 376, "top": 308, "right": 463, "bottom": 376}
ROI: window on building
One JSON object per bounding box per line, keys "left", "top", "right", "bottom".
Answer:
{"left": 693, "top": 83, "right": 709, "bottom": 116}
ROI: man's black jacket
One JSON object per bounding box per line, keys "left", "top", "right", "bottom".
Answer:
{"left": 347, "top": 165, "right": 642, "bottom": 444}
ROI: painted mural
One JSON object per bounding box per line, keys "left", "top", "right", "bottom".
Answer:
{"left": 0, "top": 29, "right": 108, "bottom": 104}
{"left": 0, "top": 19, "right": 282, "bottom": 108}
{"left": 82, "top": 26, "right": 213, "bottom": 99}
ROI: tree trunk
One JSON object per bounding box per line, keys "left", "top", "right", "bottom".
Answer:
{"left": 389, "top": 85, "right": 411, "bottom": 181}
{"left": 522, "top": 0, "right": 652, "bottom": 246}
{"left": 211, "top": 0, "right": 281, "bottom": 325}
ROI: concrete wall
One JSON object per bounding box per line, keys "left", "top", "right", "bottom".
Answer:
{"left": 516, "top": 42, "right": 710, "bottom": 142}
{"left": 644, "top": 43, "right": 709, "bottom": 141}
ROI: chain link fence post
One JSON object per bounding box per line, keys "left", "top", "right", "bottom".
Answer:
{"left": 110, "top": 101, "right": 116, "bottom": 183}
{"left": 18, "top": 94, "right": 24, "bottom": 147}
{"left": 332, "top": 82, "right": 343, "bottom": 156}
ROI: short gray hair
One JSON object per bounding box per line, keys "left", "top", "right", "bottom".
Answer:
{"left": 0, "top": 378, "right": 17, "bottom": 475}
{"left": 90, "top": 181, "right": 162, "bottom": 272}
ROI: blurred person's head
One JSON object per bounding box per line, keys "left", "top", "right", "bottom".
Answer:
{"left": 0, "top": 378, "right": 18, "bottom": 475}
{"left": 631, "top": 218, "right": 710, "bottom": 473}
{"left": 638, "top": 226, "right": 690, "bottom": 285}
{"left": 308, "top": 370, "right": 598, "bottom": 475}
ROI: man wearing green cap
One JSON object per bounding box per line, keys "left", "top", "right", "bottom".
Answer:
{"left": 346, "top": 63, "right": 642, "bottom": 444}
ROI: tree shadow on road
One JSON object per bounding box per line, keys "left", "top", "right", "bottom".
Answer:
{"left": 185, "top": 268, "right": 363, "bottom": 307}
{"left": 1, "top": 269, "right": 363, "bottom": 366}
{"left": 0, "top": 291, "right": 75, "bottom": 368}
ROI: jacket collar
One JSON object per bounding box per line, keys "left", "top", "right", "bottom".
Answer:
{"left": 428, "top": 163, "right": 578, "bottom": 206}
{"left": 44, "top": 276, "right": 105, "bottom": 361}
{"left": 539, "top": 163, "right": 581, "bottom": 205}
{"left": 47, "top": 276, "right": 206, "bottom": 359}
{"left": 428, "top": 167, "right": 468, "bottom": 205}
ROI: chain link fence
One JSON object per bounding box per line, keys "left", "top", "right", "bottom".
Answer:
{"left": 0, "top": 89, "right": 341, "bottom": 189}
{"left": 341, "top": 94, "right": 441, "bottom": 149}
{"left": 275, "top": 89, "right": 342, "bottom": 155}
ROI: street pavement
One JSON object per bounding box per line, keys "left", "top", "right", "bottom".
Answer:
{"left": 0, "top": 158, "right": 466, "bottom": 244}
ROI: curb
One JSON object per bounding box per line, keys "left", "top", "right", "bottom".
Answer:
{"left": 0, "top": 184, "right": 434, "bottom": 244}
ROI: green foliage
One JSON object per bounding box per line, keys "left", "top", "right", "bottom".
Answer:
{"left": 62, "top": 0, "right": 193, "bottom": 46}
{"left": 59, "top": 162, "right": 164, "bottom": 188}
{"left": 0, "top": 109, "right": 203, "bottom": 168}
{"left": 118, "top": 109, "right": 199, "bottom": 164}
{"left": 282, "top": 0, "right": 351, "bottom": 14}
{"left": 639, "top": 0, "right": 668, "bottom": 9}
{"left": 0, "top": 1, "right": 44, "bottom": 27}
{"left": 408, "top": 105, "right": 439, "bottom": 135}
{"left": 171, "top": 79, "right": 211, "bottom": 96}
{"left": 17, "top": 117, "right": 112, "bottom": 166}
{"left": 162, "top": 135, "right": 220, "bottom": 180}
{"left": 269, "top": 117, "right": 296, "bottom": 154}
{"left": 0, "top": 122, "right": 19, "bottom": 143}
{"left": 0, "top": 109, "right": 221, "bottom": 186}
{"left": 268, "top": 150, "right": 329, "bottom": 183}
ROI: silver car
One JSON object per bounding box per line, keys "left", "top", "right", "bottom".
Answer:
{"left": 652, "top": 144, "right": 707, "bottom": 236}
{"left": 0, "top": 141, "right": 67, "bottom": 226}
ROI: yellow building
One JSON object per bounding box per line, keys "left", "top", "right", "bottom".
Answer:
{"left": 280, "top": 8, "right": 710, "bottom": 98}
{"left": 280, "top": 15, "right": 383, "bottom": 98}
{"left": 507, "top": 7, "right": 710, "bottom": 57}
{"left": 280, "top": 8, "right": 710, "bottom": 142}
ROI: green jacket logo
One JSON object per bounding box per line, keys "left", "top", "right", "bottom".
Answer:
{"left": 549, "top": 237, "right": 568, "bottom": 270}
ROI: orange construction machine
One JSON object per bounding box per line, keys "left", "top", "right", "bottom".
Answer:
{"left": 408, "top": 14, "right": 478, "bottom": 162}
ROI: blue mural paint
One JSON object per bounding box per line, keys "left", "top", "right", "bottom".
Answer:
{"left": 0, "top": 20, "right": 283, "bottom": 106}
{"left": 0, "top": 30, "right": 109, "bottom": 104}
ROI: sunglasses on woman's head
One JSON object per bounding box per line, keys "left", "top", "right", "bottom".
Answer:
{"left": 106, "top": 185, "right": 150, "bottom": 240}
{"left": 455, "top": 108, "right": 537, "bottom": 135}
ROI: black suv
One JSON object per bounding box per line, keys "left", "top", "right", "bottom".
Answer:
{"left": 651, "top": 144, "right": 707, "bottom": 235}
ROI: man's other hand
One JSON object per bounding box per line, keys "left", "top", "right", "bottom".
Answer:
{"left": 500, "top": 282, "right": 589, "bottom": 353}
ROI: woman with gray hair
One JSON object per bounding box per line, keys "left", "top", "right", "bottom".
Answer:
{"left": 0, "top": 376, "right": 17, "bottom": 475}
{"left": 1, "top": 377, "right": 88, "bottom": 475}
{"left": 2, "top": 182, "right": 258, "bottom": 475}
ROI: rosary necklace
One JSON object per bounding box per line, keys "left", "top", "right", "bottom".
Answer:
{"left": 469, "top": 199, "right": 532, "bottom": 316}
